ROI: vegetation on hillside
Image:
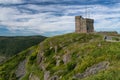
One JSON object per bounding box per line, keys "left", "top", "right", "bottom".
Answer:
{"left": 0, "top": 46, "right": 37, "bottom": 80}
{"left": 0, "top": 33, "right": 120, "bottom": 80}
{"left": 0, "top": 36, "right": 46, "bottom": 57}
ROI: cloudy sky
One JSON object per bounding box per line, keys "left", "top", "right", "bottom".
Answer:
{"left": 0, "top": 0, "right": 120, "bottom": 36}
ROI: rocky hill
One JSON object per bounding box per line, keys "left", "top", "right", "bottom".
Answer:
{"left": 0, "top": 33, "right": 120, "bottom": 80}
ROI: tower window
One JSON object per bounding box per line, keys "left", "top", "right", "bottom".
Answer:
{"left": 87, "top": 26, "right": 89, "bottom": 31}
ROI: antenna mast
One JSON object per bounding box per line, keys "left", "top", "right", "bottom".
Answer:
{"left": 85, "top": 3, "right": 88, "bottom": 18}
{"left": 85, "top": 2, "right": 91, "bottom": 18}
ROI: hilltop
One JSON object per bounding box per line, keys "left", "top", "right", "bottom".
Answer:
{"left": 0, "top": 33, "right": 120, "bottom": 80}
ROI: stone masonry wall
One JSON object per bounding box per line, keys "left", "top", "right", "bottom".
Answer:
{"left": 75, "top": 16, "right": 94, "bottom": 33}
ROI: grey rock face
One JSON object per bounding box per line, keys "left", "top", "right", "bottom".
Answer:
{"left": 54, "top": 46, "right": 58, "bottom": 54}
{"left": 37, "top": 52, "right": 46, "bottom": 71}
{"left": 54, "top": 55, "right": 60, "bottom": 66}
{"left": 15, "top": 60, "right": 26, "bottom": 79}
{"left": 29, "top": 73, "right": 40, "bottom": 80}
{"left": 44, "top": 71, "right": 50, "bottom": 80}
{"left": 37, "top": 52, "right": 43, "bottom": 64}
{"left": 63, "top": 50, "right": 71, "bottom": 64}
{"left": 74, "top": 61, "right": 110, "bottom": 79}
{"left": 50, "top": 75, "right": 59, "bottom": 80}
{"left": 56, "top": 60, "right": 61, "bottom": 66}
{"left": 0, "top": 56, "right": 6, "bottom": 64}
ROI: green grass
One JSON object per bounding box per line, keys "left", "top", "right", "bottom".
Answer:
{"left": 0, "top": 45, "right": 37, "bottom": 80}
{"left": 0, "top": 33, "right": 120, "bottom": 80}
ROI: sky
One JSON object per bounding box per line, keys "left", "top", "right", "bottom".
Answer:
{"left": 0, "top": 0, "right": 120, "bottom": 36}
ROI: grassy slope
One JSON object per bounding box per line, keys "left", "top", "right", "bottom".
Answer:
{"left": 0, "top": 45, "right": 38, "bottom": 80}
{"left": 0, "top": 36, "right": 46, "bottom": 57}
{"left": 0, "top": 33, "right": 120, "bottom": 80}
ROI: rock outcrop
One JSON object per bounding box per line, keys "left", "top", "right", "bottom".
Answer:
{"left": 15, "top": 60, "right": 26, "bottom": 79}
{"left": 29, "top": 73, "right": 39, "bottom": 80}
{"left": 44, "top": 71, "right": 50, "bottom": 80}
{"left": 63, "top": 50, "right": 71, "bottom": 64}
{"left": 74, "top": 61, "right": 110, "bottom": 79}
{"left": 0, "top": 56, "right": 6, "bottom": 64}
{"left": 50, "top": 75, "right": 59, "bottom": 80}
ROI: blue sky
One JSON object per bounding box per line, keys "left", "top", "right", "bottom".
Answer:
{"left": 0, "top": 0, "right": 120, "bottom": 36}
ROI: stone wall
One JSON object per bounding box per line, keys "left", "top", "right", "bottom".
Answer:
{"left": 97, "top": 31, "right": 118, "bottom": 35}
{"left": 75, "top": 16, "right": 94, "bottom": 33}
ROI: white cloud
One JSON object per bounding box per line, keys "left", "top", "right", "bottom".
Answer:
{"left": 0, "top": 0, "right": 23, "bottom": 4}
{"left": 0, "top": 2, "right": 120, "bottom": 36}
{"left": 0, "top": 6, "right": 74, "bottom": 34}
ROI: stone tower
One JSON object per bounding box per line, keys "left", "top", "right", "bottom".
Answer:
{"left": 75, "top": 16, "right": 94, "bottom": 33}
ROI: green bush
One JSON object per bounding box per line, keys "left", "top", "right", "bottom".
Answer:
{"left": 29, "top": 52, "right": 37, "bottom": 64}
{"left": 67, "top": 62, "right": 76, "bottom": 71}
{"left": 46, "top": 58, "right": 56, "bottom": 71}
